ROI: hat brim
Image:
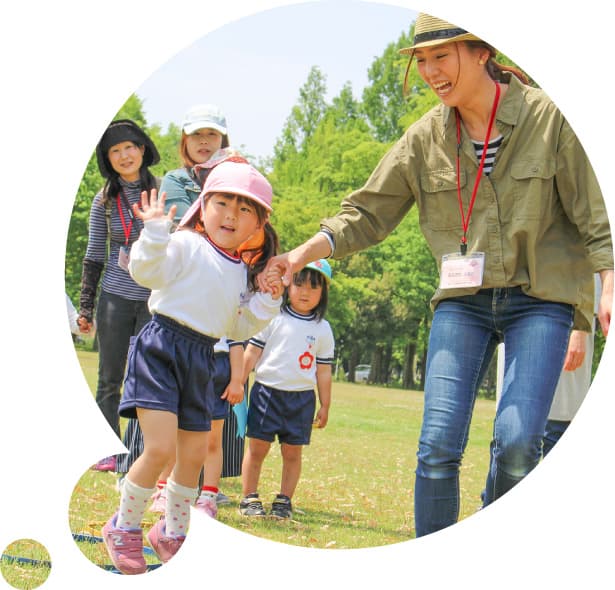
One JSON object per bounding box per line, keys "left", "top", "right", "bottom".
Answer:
{"left": 399, "top": 32, "right": 481, "bottom": 55}
{"left": 183, "top": 121, "right": 228, "bottom": 136}
{"left": 96, "top": 120, "right": 160, "bottom": 178}
{"left": 305, "top": 262, "right": 332, "bottom": 283}
{"left": 203, "top": 185, "right": 272, "bottom": 212}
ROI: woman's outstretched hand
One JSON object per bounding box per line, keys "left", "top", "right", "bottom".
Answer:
{"left": 257, "top": 232, "right": 334, "bottom": 294}
{"left": 257, "top": 253, "right": 294, "bottom": 295}
{"left": 132, "top": 189, "right": 177, "bottom": 224}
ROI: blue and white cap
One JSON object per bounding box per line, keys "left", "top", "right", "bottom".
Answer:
{"left": 182, "top": 104, "right": 228, "bottom": 135}
{"left": 305, "top": 259, "right": 332, "bottom": 283}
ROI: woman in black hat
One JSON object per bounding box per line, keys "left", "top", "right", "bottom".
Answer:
{"left": 260, "top": 12, "right": 613, "bottom": 538}
{"left": 78, "top": 119, "right": 160, "bottom": 472}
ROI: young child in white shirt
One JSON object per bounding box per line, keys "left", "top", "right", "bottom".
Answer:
{"left": 101, "top": 161, "right": 282, "bottom": 574}
{"left": 240, "top": 259, "right": 335, "bottom": 519}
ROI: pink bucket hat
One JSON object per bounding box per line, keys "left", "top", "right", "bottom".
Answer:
{"left": 178, "top": 161, "right": 273, "bottom": 228}
{"left": 201, "top": 161, "right": 273, "bottom": 211}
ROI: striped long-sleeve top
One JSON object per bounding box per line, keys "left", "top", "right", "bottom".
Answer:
{"left": 84, "top": 178, "right": 151, "bottom": 301}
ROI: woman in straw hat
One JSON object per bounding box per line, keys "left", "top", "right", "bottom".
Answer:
{"left": 260, "top": 12, "right": 613, "bottom": 537}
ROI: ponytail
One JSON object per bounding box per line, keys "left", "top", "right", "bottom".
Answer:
{"left": 465, "top": 41, "right": 529, "bottom": 85}
{"left": 244, "top": 222, "right": 280, "bottom": 292}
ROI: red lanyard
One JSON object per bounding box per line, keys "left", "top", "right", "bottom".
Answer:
{"left": 455, "top": 82, "right": 501, "bottom": 255}
{"left": 116, "top": 192, "right": 135, "bottom": 247}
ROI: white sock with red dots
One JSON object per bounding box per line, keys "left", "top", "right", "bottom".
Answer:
{"left": 116, "top": 478, "right": 155, "bottom": 530}
{"left": 165, "top": 479, "right": 197, "bottom": 537}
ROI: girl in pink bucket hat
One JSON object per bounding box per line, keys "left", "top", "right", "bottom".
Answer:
{"left": 101, "top": 161, "right": 282, "bottom": 574}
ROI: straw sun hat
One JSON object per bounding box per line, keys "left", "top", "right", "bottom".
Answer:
{"left": 400, "top": 13, "right": 482, "bottom": 54}
{"left": 399, "top": 13, "right": 485, "bottom": 95}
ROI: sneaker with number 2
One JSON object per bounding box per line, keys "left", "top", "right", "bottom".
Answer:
{"left": 102, "top": 512, "right": 146, "bottom": 575}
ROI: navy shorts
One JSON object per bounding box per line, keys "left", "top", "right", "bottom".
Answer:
{"left": 246, "top": 382, "right": 316, "bottom": 445}
{"left": 119, "top": 314, "right": 218, "bottom": 432}
{"left": 212, "top": 352, "right": 231, "bottom": 420}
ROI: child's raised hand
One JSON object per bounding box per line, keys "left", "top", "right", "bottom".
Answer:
{"left": 132, "top": 189, "right": 177, "bottom": 223}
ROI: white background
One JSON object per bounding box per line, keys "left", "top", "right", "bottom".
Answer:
{"left": 0, "top": 1, "right": 612, "bottom": 589}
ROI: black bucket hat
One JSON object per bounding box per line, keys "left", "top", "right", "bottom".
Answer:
{"left": 95, "top": 119, "right": 160, "bottom": 178}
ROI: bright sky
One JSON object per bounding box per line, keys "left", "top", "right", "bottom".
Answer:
{"left": 135, "top": 1, "right": 417, "bottom": 160}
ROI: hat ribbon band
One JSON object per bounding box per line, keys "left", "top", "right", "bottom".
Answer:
{"left": 413, "top": 27, "right": 468, "bottom": 45}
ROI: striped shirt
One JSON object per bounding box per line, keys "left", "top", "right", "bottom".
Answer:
{"left": 84, "top": 178, "right": 151, "bottom": 301}
{"left": 471, "top": 135, "right": 503, "bottom": 176}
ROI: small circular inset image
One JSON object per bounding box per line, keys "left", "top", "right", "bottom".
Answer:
{"left": 0, "top": 539, "right": 51, "bottom": 589}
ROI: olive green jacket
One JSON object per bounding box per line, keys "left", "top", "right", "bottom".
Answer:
{"left": 321, "top": 74, "right": 612, "bottom": 331}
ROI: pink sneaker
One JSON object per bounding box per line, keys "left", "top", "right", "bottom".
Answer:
{"left": 146, "top": 518, "right": 185, "bottom": 563}
{"left": 101, "top": 513, "right": 146, "bottom": 575}
{"left": 195, "top": 493, "right": 218, "bottom": 518}
{"left": 149, "top": 488, "right": 167, "bottom": 513}
{"left": 91, "top": 455, "right": 116, "bottom": 472}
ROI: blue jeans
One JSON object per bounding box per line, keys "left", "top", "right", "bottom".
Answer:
{"left": 542, "top": 419, "right": 570, "bottom": 457}
{"left": 414, "top": 287, "right": 573, "bottom": 537}
{"left": 95, "top": 290, "right": 151, "bottom": 438}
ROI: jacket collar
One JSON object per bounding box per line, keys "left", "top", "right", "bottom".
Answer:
{"left": 441, "top": 72, "right": 526, "bottom": 136}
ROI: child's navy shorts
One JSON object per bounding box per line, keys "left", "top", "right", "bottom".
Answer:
{"left": 119, "top": 314, "right": 218, "bottom": 432}
{"left": 246, "top": 382, "right": 316, "bottom": 445}
{"left": 212, "top": 352, "right": 231, "bottom": 420}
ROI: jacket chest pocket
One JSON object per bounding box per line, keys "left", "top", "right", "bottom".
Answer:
{"left": 510, "top": 159, "right": 556, "bottom": 220}
{"left": 418, "top": 169, "right": 466, "bottom": 230}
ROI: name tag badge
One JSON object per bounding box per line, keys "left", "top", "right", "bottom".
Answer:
{"left": 118, "top": 246, "right": 130, "bottom": 271}
{"left": 440, "top": 252, "right": 485, "bottom": 289}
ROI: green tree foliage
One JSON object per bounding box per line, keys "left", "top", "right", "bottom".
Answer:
{"left": 267, "top": 25, "right": 442, "bottom": 386}
{"left": 361, "top": 26, "right": 413, "bottom": 142}
{"left": 65, "top": 22, "right": 596, "bottom": 391}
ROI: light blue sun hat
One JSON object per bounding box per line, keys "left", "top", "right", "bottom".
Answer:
{"left": 305, "top": 259, "right": 332, "bottom": 283}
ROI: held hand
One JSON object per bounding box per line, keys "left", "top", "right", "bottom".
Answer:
{"left": 257, "top": 257, "right": 289, "bottom": 294}
{"left": 264, "top": 266, "right": 284, "bottom": 299}
{"left": 258, "top": 233, "right": 333, "bottom": 292}
{"left": 77, "top": 316, "right": 92, "bottom": 334}
{"left": 132, "top": 189, "right": 177, "bottom": 224}
{"left": 221, "top": 379, "right": 244, "bottom": 405}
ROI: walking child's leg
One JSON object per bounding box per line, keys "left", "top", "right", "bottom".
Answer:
{"left": 241, "top": 437, "right": 271, "bottom": 495}
{"left": 103, "top": 408, "right": 177, "bottom": 575}
{"left": 116, "top": 409, "right": 177, "bottom": 528}
{"left": 202, "top": 419, "right": 225, "bottom": 490}
{"left": 165, "top": 429, "right": 208, "bottom": 537}
{"left": 279, "top": 443, "right": 303, "bottom": 499}
{"left": 194, "top": 420, "right": 225, "bottom": 517}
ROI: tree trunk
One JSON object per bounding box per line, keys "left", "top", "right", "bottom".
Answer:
{"left": 403, "top": 341, "right": 416, "bottom": 390}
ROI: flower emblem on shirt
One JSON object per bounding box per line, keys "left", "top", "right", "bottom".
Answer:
{"left": 298, "top": 351, "right": 315, "bottom": 370}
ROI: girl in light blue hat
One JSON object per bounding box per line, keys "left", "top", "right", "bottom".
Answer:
{"left": 240, "top": 259, "right": 335, "bottom": 520}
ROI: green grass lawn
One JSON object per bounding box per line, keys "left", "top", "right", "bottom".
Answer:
{"left": 0, "top": 539, "right": 51, "bottom": 589}
{"left": 70, "top": 349, "right": 495, "bottom": 566}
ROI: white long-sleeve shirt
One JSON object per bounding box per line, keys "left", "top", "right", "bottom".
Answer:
{"left": 129, "top": 218, "right": 281, "bottom": 341}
